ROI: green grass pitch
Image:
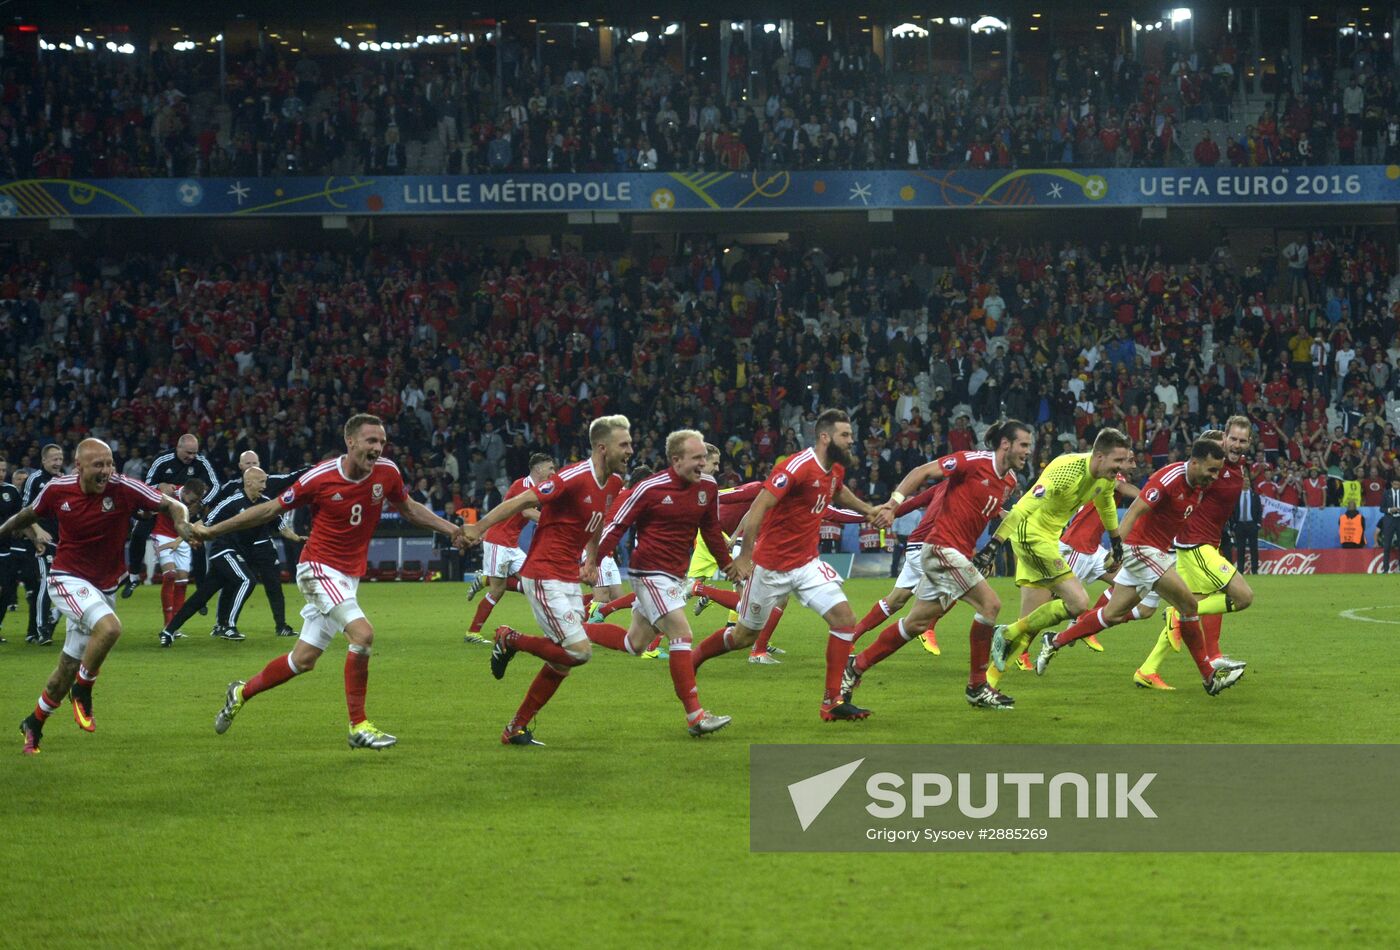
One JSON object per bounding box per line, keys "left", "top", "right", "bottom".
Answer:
{"left": 2, "top": 574, "right": 1398, "bottom": 947}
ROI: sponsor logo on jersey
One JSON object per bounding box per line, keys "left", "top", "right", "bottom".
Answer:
{"left": 661, "top": 495, "right": 673, "bottom": 505}
{"left": 102, "top": 497, "right": 114, "bottom": 511}
{"left": 697, "top": 491, "right": 708, "bottom": 505}
{"left": 332, "top": 492, "right": 344, "bottom": 501}
{"left": 772, "top": 473, "right": 789, "bottom": 489}
{"left": 584, "top": 495, "right": 593, "bottom": 504}
{"left": 372, "top": 483, "right": 384, "bottom": 501}
{"left": 61, "top": 501, "right": 71, "bottom": 511}
{"left": 1145, "top": 488, "right": 1161, "bottom": 503}
{"left": 941, "top": 457, "right": 958, "bottom": 471}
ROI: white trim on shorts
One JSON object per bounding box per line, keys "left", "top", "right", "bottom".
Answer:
{"left": 1113, "top": 544, "right": 1174, "bottom": 594}
{"left": 521, "top": 576, "right": 589, "bottom": 646}
{"left": 737, "top": 558, "right": 846, "bottom": 629}
{"left": 47, "top": 572, "right": 117, "bottom": 660}
{"left": 482, "top": 541, "right": 527, "bottom": 579}
{"left": 631, "top": 571, "right": 688, "bottom": 626}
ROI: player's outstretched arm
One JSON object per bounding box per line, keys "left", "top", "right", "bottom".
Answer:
{"left": 732, "top": 488, "right": 778, "bottom": 576}
{"left": 890, "top": 460, "right": 946, "bottom": 501}
{"left": 189, "top": 497, "right": 282, "bottom": 541}
{"left": 835, "top": 484, "right": 894, "bottom": 529}
{"left": 393, "top": 497, "right": 466, "bottom": 548}
{"left": 464, "top": 490, "right": 539, "bottom": 544}
{"left": 0, "top": 506, "right": 39, "bottom": 541}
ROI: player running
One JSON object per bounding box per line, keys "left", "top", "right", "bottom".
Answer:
{"left": 849, "top": 483, "right": 950, "bottom": 656}
{"left": 1134, "top": 419, "right": 1257, "bottom": 689}
{"left": 464, "top": 453, "right": 554, "bottom": 642}
{"left": 151, "top": 480, "right": 208, "bottom": 630}
{"left": 201, "top": 414, "right": 465, "bottom": 749}
{"left": 842, "top": 420, "right": 1033, "bottom": 710}
{"left": 587, "top": 431, "right": 740, "bottom": 735}
{"left": 983, "top": 428, "right": 1135, "bottom": 674}
{"left": 1032, "top": 439, "right": 1248, "bottom": 695}
{"left": 464, "top": 415, "right": 632, "bottom": 747}
{"left": 688, "top": 409, "right": 896, "bottom": 721}
{"left": 0, "top": 439, "right": 188, "bottom": 755}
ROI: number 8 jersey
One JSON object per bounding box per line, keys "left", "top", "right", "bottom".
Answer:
{"left": 277, "top": 456, "right": 408, "bottom": 576}
{"left": 754, "top": 447, "right": 847, "bottom": 572}
{"left": 520, "top": 459, "right": 622, "bottom": 583}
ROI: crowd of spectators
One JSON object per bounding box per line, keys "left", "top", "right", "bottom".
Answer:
{"left": 2, "top": 24, "right": 1397, "bottom": 180}
{"left": 3, "top": 225, "right": 1399, "bottom": 519}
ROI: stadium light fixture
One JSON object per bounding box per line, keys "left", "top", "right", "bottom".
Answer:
{"left": 119, "top": 43, "right": 135, "bottom": 54}
{"left": 970, "top": 16, "right": 1008, "bottom": 34}
{"left": 1170, "top": 8, "right": 1192, "bottom": 25}
{"left": 665, "top": 23, "right": 681, "bottom": 35}
{"left": 948, "top": 17, "right": 968, "bottom": 28}
{"left": 59, "top": 41, "right": 73, "bottom": 50}
{"left": 762, "top": 23, "right": 777, "bottom": 33}
{"left": 577, "top": 21, "right": 590, "bottom": 27}
{"left": 892, "top": 23, "right": 930, "bottom": 38}
{"left": 630, "top": 31, "right": 649, "bottom": 42}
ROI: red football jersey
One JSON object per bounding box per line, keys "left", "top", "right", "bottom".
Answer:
{"left": 1061, "top": 502, "right": 1107, "bottom": 554}
{"left": 153, "top": 484, "right": 184, "bottom": 536}
{"left": 483, "top": 475, "right": 536, "bottom": 548}
{"left": 521, "top": 459, "right": 621, "bottom": 582}
{"left": 598, "top": 468, "right": 728, "bottom": 577}
{"left": 921, "top": 452, "right": 1018, "bottom": 557}
{"left": 718, "top": 481, "right": 764, "bottom": 536}
{"left": 753, "top": 448, "right": 846, "bottom": 572}
{"left": 1128, "top": 462, "right": 1205, "bottom": 552}
{"left": 1176, "top": 457, "right": 1244, "bottom": 546}
{"left": 907, "top": 480, "right": 947, "bottom": 545}
{"left": 33, "top": 474, "right": 165, "bottom": 590}
{"left": 277, "top": 457, "right": 408, "bottom": 576}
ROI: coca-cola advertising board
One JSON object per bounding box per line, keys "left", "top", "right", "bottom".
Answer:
{"left": 1255, "top": 549, "right": 1400, "bottom": 575}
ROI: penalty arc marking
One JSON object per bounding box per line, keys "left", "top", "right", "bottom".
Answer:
{"left": 1339, "top": 605, "right": 1400, "bottom": 625}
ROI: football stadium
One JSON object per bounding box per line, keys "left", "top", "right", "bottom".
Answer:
{"left": 3, "top": 0, "right": 1400, "bottom": 944}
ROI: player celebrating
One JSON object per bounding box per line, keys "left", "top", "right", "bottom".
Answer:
{"left": 122, "top": 434, "right": 220, "bottom": 597}
{"left": 689, "top": 409, "right": 895, "bottom": 721}
{"left": 1032, "top": 439, "right": 1248, "bottom": 695}
{"left": 588, "top": 431, "right": 739, "bottom": 735}
{"left": 465, "top": 415, "right": 632, "bottom": 747}
{"left": 849, "top": 483, "right": 950, "bottom": 656}
{"left": 151, "top": 480, "right": 208, "bottom": 629}
{"left": 984, "top": 428, "right": 1136, "bottom": 674}
{"left": 1135, "top": 419, "right": 1257, "bottom": 689}
{"left": 0, "top": 439, "right": 188, "bottom": 755}
{"left": 215, "top": 450, "right": 310, "bottom": 638}
{"left": 464, "top": 453, "right": 554, "bottom": 642}
{"left": 201, "top": 414, "right": 465, "bottom": 749}
{"left": 843, "top": 421, "right": 1033, "bottom": 710}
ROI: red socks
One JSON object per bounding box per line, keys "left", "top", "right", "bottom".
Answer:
{"left": 1203, "top": 613, "right": 1223, "bottom": 657}
{"left": 667, "top": 637, "right": 703, "bottom": 718}
{"left": 243, "top": 653, "right": 301, "bottom": 700}
{"left": 503, "top": 629, "right": 587, "bottom": 667}
{"left": 585, "top": 622, "right": 632, "bottom": 653}
{"left": 510, "top": 665, "right": 568, "bottom": 730}
{"left": 856, "top": 619, "right": 912, "bottom": 672}
{"left": 1092, "top": 590, "right": 1111, "bottom": 610}
{"left": 469, "top": 594, "right": 499, "bottom": 633}
{"left": 691, "top": 583, "right": 740, "bottom": 610}
{"left": 823, "top": 628, "right": 856, "bottom": 704}
{"left": 968, "top": 617, "right": 994, "bottom": 686}
{"left": 751, "top": 606, "right": 784, "bottom": 655}
{"left": 692, "top": 626, "right": 736, "bottom": 671}
{"left": 33, "top": 689, "right": 61, "bottom": 723}
{"left": 599, "top": 592, "right": 637, "bottom": 617}
{"left": 1053, "top": 608, "right": 1111, "bottom": 647}
{"left": 855, "top": 599, "right": 893, "bottom": 636}
{"left": 344, "top": 648, "right": 370, "bottom": 725}
{"left": 1178, "top": 615, "right": 1214, "bottom": 677}
{"left": 160, "top": 572, "right": 175, "bottom": 624}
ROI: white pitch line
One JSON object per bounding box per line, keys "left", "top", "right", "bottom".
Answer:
{"left": 1339, "top": 605, "right": 1400, "bottom": 625}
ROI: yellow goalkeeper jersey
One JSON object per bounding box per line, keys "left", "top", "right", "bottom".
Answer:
{"left": 995, "top": 452, "right": 1119, "bottom": 545}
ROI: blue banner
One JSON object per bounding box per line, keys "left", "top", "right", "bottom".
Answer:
{"left": 2, "top": 166, "right": 1398, "bottom": 218}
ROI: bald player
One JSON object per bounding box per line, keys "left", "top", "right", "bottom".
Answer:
{"left": 2, "top": 439, "right": 189, "bottom": 754}
{"left": 122, "top": 433, "right": 220, "bottom": 597}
